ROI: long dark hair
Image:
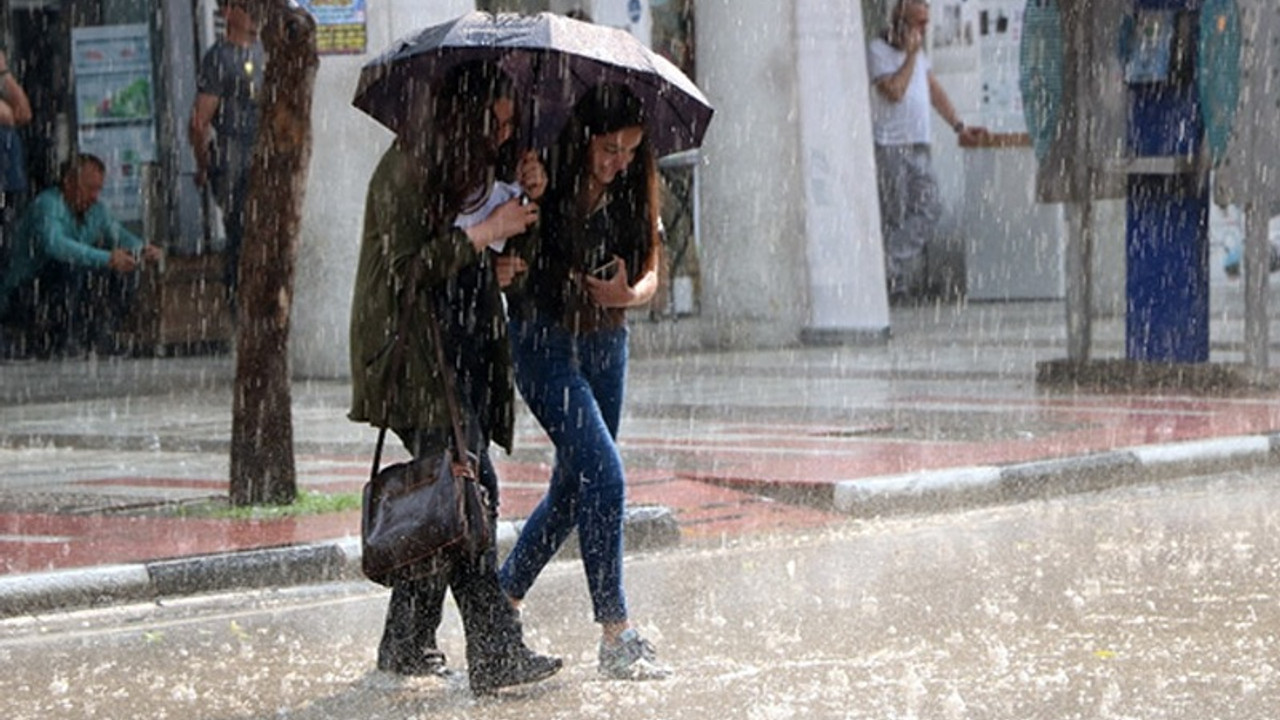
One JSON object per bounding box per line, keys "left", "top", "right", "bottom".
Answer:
{"left": 542, "top": 83, "right": 660, "bottom": 280}
{"left": 398, "top": 60, "right": 516, "bottom": 225}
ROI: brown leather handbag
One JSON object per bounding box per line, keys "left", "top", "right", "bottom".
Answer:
{"left": 360, "top": 261, "right": 493, "bottom": 586}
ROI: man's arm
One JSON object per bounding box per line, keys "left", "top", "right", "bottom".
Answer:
{"left": 873, "top": 49, "right": 920, "bottom": 104}
{"left": 872, "top": 25, "right": 926, "bottom": 104}
{"left": 927, "top": 72, "right": 964, "bottom": 132}
{"left": 97, "top": 204, "right": 162, "bottom": 265}
{"left": 189, "top": 93, "right": 220, "bottom": 187}
{"left": 928, "top": 71, "right": 987, "bottom": 144}
{"left": 32, "top": 198, "right": 113, "bottom": 268}
{"left": 0, "top": 51, "right": 32, "bottom": 126}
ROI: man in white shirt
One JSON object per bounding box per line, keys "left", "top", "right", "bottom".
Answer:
{"left": 868, "top": 0, "right": 983, "bottom": 300}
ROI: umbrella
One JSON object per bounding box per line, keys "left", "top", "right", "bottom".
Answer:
{"left": 352, "top": 11, "right": 714, "bottom": 157}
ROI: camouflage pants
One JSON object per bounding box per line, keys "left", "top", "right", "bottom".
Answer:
{"left": 875, "top": 143, "right": 942, "bottom": 293}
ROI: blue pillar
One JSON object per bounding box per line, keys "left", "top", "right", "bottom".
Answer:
{"left": 1126, "top": 175, "right": 1210, "bottom": 362}
{"left": 1125, "top": 0, "right": 1211, "bottom": 363}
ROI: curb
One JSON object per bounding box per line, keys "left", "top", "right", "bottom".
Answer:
{"left": 5, "top": 433, "right": 1277, "bottom": 619}
{"left": 834, "top": 433, "right": 1280, "bottom": 517}
{"left": 0, "top": 506, "right": 681, "bottom": 619}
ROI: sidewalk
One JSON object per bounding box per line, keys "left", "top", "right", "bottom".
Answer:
{"left": 3, "top": 299, "right": 1280, "bottom": 616}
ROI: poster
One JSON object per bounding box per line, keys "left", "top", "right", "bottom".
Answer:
{"left": 973, "top": 0, "right": 1027, "bottom": 133}
{"left": 71, "top": 24, "right": 157, "bottom": 223}
{"left": 296, "top": 0, "right": 367, "bottom": 55}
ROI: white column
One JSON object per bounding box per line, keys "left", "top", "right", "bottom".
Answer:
{"left": 291, "top": 0, "right": 474, "bottom": 378}
{"left": 694, "top": 0, "right": 810, "bottom": 348}
{"left": 794, "top": 0, "right": 889, "bottom": 341}
{"left": 1216, "top": 0, "right": 1280, "bottom": 372}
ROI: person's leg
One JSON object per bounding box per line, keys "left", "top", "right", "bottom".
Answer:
{"left": 82, "top": 266, "right": 138, "bottom": 355}
{"left": 374, "top": 428, "right": 453, "bottom": 676}
{"left": 576, "top": 326, "right": 669, "bottom": 680}
{"left": 1, "top": 276, "right": 41, "bottom": 358}
{"left": 499, "top": 318, "right": 586, "bottom": 600}
{"left": 454, "top": 449, "right": 562, "bottom": 693}
{"left": 890, "top": 146, "right": 941, "bottom": 294}
{"left": 499, "top": 459, "right": 579, "bottom": 601}
{"left": 875, "top": 144, "right": 910, "bottom": 292}
{"left": 34, "top": 263, "right": 87, "bottom": 358}
{"left": 376, "top": 570, "right": 449, "bottom": 675}
{"left": 220, "top": 167, "right": 250, "bottom": 317}
{"left": 576, "top": 326, "right": 630, "bottom": 630}
{"left": 501, "top": 319, "right": 631, "bottom": 626}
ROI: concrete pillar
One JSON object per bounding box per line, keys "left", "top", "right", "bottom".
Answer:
{"left": 794, "top": 0, "right": 888, "bottom": 341}
{"left": 290, "top": 0, "right": 474, "bottom": 378}
{"left": 694, "top": 0, "right": 809, "bottom": 348}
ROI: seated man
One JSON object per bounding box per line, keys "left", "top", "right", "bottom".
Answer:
{"left": 0, "top": 154, "right": 162, "bottom": 357}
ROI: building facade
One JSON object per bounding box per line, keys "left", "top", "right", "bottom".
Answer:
{"left": 0, "top": 0, "right": 895, "bottom": 377}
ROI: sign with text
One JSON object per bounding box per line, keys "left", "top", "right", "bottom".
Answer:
{"left": 297, "top": 0, "right": 366, "bottom": 55}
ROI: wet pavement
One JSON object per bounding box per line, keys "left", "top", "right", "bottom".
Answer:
{"left": 2, "top": 299, "right": 1280, "bottom": 615}
{"left": 4, "top": 468, "right": 1279, "bottom": 719}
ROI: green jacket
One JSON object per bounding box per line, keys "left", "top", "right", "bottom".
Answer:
{"left": 348, "top": 144, "right": 517, "bottom": 452}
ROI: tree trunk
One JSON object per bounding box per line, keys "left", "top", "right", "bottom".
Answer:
{"left": 229, "top": 2, "right": 317, "bottom": 506}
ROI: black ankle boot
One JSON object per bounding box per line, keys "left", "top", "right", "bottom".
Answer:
{"left": 377, "top": 648, "right": 450, "bottom": 677}
{"left": 469, "top": 645, "right": 562, "bottom": 694}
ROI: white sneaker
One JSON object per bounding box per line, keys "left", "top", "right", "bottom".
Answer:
{"left": 598, "top": 628, "right": 672, "bottom": 680}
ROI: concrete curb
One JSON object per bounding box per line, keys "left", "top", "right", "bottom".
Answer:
{"left": 834, "top": 433, "right": 1280, "bottom": 517}
{"left": 5, "top": 433, "right": 1277, "bottom": 619}
{"left": 0, "top": 506, "right": 682, "bottom": 619}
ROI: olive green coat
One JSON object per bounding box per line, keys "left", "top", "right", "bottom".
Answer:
{"left": 347, "top": 144, "right": 517, "bottom": 452}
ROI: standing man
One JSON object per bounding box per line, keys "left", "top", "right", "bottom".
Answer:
{"left": 0, "top": 154, "right": 163, "bottom": 357}
{"left": 868, "top": 0, "right": 983, "bottom": 301}
{"left": 189, "top": 0, "right": 263, "bottom": 317}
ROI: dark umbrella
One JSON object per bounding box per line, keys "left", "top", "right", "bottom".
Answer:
{"left": 352, "top": 11, "right": 714, "bottom": 157}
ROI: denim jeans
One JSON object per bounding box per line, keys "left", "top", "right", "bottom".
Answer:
{"left": 499, "top": 316, "right": 630, "bottom": 624}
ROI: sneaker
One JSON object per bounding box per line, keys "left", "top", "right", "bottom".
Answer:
{"left": 469, "top": 646, "right": 562, "bottom": 695}
{"left": 598, "top": 628, "right": 672, "bottom": 681}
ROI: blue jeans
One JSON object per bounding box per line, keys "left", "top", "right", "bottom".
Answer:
{"left": 499, "top": 317, "right": 630, "bottom": 624}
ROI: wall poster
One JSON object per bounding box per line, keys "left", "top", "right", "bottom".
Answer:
{"left": 72, "top": 23, "right": 157, "bottom": 224}
{"left": 297, "top": 0, "right": 367, "bottom": 55}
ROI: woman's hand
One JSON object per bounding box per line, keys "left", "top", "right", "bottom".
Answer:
{"left": 494, "top": 255, "right": 528, "bottom": 288}
{"left": 516, "top": 150, "right": 547, "bottom": 201}
{"left": 465, "top": 197, "right": 538, "bottom": 250}
{"left": 584, "top": 257, "right": 658, "bottom": 308}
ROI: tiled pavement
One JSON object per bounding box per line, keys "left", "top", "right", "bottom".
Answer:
{"left": 4, "top": 299, "right": 1280, "bottom": 611}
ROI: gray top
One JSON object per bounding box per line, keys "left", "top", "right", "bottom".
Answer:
{"left": 196, "top": 39, "right": 263, "bottom": 175}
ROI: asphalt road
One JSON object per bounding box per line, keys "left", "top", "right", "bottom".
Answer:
{"left": 2, "top": 467, "right": 1279, "bottom": 720}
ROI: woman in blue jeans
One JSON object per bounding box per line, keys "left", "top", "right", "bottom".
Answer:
{"left": 500, "top": 84, "right": 668, "bottom": 680}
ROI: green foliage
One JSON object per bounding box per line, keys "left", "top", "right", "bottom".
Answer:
{"left": 177, "top": 490, "right": 361, "bottom": 519}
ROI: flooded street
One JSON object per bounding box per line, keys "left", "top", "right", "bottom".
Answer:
{"left": 3, "top": 467, "right": 1279, "bottom": 719}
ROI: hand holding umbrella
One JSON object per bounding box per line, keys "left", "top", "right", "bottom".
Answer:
{"left": 515, "top": 149, "right": 547, "bottom": 201}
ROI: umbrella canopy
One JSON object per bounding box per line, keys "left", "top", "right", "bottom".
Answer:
{"left": 352, "top": 11, "right": 714, "bottom": 157}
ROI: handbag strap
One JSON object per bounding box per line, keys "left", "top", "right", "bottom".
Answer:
{"left": 370, "top": 251, "right": 471, "bottom": 479}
